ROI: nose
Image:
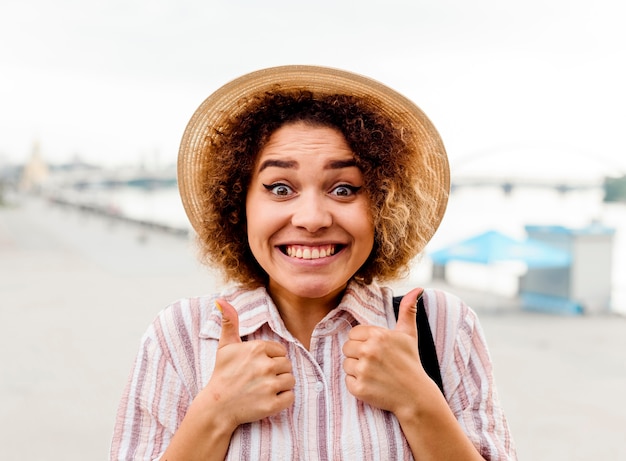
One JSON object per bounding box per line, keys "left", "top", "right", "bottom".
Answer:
{"left": 290, "top": 192, "right": 333, "bottom": 232}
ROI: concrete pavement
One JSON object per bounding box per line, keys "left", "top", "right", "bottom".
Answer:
{"left": 1, "top": 197, "right": 625, "bottom": 460}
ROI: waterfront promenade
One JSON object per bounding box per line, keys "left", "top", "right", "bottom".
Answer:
{"left": 1, "top": 197, "right": 625, "bottom": 460}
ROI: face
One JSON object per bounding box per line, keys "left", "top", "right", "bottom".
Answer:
{"left": 246, "top": 122, "right": 375, "bottom": 304}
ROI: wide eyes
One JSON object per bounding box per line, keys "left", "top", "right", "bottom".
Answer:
{"left": 263, "top": 183, "right": 294, "bottom": 196}
{"left": 262, "top": 183, "right": 361, "bottom": 198}
{"left": 331, "top": 185, "right": 362, "bottom": 197}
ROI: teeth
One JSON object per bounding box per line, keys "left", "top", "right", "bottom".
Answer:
{"left": 285, "top": 245, "right": 336, "bottom": 260}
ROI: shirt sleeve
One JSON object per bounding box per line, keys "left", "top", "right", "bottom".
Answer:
{"left": 431, "top": 291, "right": 517, "bottom": 460}
{"left": 109, "top": 313, "right": 192, "bottom": 461}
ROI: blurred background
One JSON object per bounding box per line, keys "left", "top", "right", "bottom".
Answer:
{"left": 1, "top": 0, "right": 625, "bottom": 459}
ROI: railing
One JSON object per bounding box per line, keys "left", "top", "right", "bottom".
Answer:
{"left": 48, "top": 196, "right": 190, "bottom": 238}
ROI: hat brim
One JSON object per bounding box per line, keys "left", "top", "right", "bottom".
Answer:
{"left": 178, "top": 65, "right": 449, "bottom": 242}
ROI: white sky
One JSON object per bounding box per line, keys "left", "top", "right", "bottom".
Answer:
{"left": 1, "top": 0, "right": 625, "bottom": 177}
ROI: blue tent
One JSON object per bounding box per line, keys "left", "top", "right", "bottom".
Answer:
{"left": 429, "top": 230, "right": 571, "bottom": 268}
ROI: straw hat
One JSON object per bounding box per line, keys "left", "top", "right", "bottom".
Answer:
{"left": 178, "top": 65, "right": 450, "bottom": 240}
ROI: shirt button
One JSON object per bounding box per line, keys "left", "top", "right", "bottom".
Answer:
{"left": 315, "top": 381, "right": 324, "bottom": 393}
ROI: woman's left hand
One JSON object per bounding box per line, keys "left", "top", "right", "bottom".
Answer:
{"left": 342, "top": 287, "right": 436, "bottom": 414}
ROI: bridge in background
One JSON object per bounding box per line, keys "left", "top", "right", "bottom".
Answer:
{"left": 450, "top": 176, "right": 604, "bottom": 195}
{"left": 448, "top": 143, "right": 624, "bottom": 195}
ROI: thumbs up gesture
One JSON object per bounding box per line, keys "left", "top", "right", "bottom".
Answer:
{"left": 217, "top": 299, "right": 243, "bottom": 347}
{"left": 196, "top": 299, "right": 295, "bottom": 431}
{"left": 342, "top": 288, "right": 431, "bottom": 414}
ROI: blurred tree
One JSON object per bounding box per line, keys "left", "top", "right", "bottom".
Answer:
{"left": 604, "top": 175, "right": 626, "bottom": 202}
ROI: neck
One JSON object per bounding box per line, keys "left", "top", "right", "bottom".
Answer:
{"left": 268, "top": 287, "right": 345, "bottom": 350}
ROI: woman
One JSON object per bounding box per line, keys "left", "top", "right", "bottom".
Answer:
{"left": 111, "top": 66, "right": 516, "bottom": 460}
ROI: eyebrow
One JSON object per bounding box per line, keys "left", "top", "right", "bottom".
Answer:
{"left": 327, "top": 159, "right": 358, "bottom": 169}
{"left": 258, "top": 159, "right": 297, "bottom": 172}
{"left": 258, "top": 158, "right": 358, "bottom": 172}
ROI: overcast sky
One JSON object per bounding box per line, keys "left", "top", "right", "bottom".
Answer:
{"left": 1, "top": 0, "right": 625, "bottom": 178}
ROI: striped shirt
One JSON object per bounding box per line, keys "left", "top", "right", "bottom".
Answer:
{"left": 110, "top": 281, "right": 516, "bottom": 460}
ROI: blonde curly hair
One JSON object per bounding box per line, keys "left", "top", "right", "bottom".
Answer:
{"left": 193, "top": 89, "right": 447, "bottom": 288}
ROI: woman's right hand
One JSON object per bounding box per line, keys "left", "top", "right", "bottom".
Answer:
{"left": 161, "top": 299, "right": 295, "bottom": 460}
{"left": 203, "top": 299, "right": 296, "bottom": 431}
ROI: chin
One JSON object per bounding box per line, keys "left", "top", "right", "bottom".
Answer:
{"left": 275, "top": 278, "right": 348, "bottom": 301}
{"left": 293, "top": 286, "right": 340, "bottom": 300}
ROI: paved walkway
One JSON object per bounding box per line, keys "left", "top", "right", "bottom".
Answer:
{"left": 1, "top": 197, "right": 625, "bottom": 460}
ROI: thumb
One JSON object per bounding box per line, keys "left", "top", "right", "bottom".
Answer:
{"left": 394, "top": 287, "right": 424, "bottom": 338}
{"left": 216, "top": 299, "right": 242, "bottom": 347}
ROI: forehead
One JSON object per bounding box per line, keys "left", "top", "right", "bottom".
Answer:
{"left": 256, "top": 122, "right": 355, "bottom": 164}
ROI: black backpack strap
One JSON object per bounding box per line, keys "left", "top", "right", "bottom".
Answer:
{"left": 393, "top": 293, "right": 445, "bottom": 395}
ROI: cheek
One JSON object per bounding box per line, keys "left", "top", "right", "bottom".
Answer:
{"left": 246, "top": 204, "right": 280, "bottom": 248}
{"left": 346, "top": 204, "right": 375, "bottom": 248}
{"left": 361, "top": 209, "right": 376, "bottom": 255}
{"left": 362, "top": 226, "right": 376, "bottom": 254}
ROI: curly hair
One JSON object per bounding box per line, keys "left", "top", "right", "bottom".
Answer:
{"left": 194, "top": 88, "right": 445, "bottom": 288}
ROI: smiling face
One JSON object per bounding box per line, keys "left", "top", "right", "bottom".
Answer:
{"left": 245, "top": 122, "right": 375, "bottom": 304}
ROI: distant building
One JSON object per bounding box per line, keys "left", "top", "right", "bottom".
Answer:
{"left": 19, "top": 141, "right": 50, "bottom": 192}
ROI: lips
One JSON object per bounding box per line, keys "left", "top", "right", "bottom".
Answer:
{"left": 283, "top": 244, "right": 338, "bottom": 260}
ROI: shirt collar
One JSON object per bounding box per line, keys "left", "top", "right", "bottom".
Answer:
{"left": 337, "top": 280, "right": 393, "bottom": 328}
{"left": 199, "top": 286, "right": 283, "bottom": 340}
{"left": 199, "top": 281, "right": 394, "bottom": 340}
